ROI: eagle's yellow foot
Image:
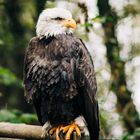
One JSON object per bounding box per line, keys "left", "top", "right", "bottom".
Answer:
{"left": 49, "top": 126, "right": 58, "bottom": 135}
{"left": 48, "top": 125, "right": 62, "bottom": 140}
{"left": 60, "top": 123, "right": 81, "bottom": 140}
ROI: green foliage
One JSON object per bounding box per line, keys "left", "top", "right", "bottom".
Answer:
{"left": 121, "top": 128, "right": 140, "bottom": 140}
{"left": 92, "top": 16, "right": 103, "bottom": 23}
{"left": 0, "top": 109, "right": 38, "bottom": 124}
{"left": 20, "top": 113, "right": 38, "bottom": 123}
{"left": 84, "top": 22, "right": 93, "bottom": 28}
{"left": 0, "top": 109, "right": 20, "bottom": 123}
{"left": 0, "top": 67, "right": 22, "bottom": 86}
{"left": 0, "top": 39, "right": 4, "bottom": 46}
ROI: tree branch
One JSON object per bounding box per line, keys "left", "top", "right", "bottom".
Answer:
{"left": 0, "top": 122, "right": 51, "bottom": 140}
{"left": 0, "top": 122, "right": 88, "bottom": 140}
{"left": 97, "top": 0, "right": 140, "bottom": 133}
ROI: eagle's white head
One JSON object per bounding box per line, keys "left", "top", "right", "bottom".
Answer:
{"left": 36, "top": 8, "right": 77, "bottom": 39}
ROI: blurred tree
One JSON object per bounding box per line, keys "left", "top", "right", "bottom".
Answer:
{"left": 35, "top": 0, "right": 47, "bottom": 18}
{"left": 0, "top": 0, "right": 47, "bottom": 112}
{"left": 4, "top": 0, "right": 25, "bottom": 76}
{"left": 0, "top": 0, "right": 25, "bottom": 110}
{"left": 97, "top": 0, "right": 140, "bottom": 133}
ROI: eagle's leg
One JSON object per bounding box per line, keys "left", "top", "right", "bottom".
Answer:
{"left": 41, "top": 122, "right": 52, "bottom": 138}
{"left": 60, "top": 122, "right": 81, "bottom": 140}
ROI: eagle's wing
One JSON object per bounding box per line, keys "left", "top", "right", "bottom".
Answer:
{"left": 23, "top": 37, "right": 36, "bottom": 101}
{"left": 23, "top": 36, "right": 63, "bottom": 125}
{"left": 75, "top": 39, "right": 99, "bottom": 139}
{"left": 23, "top": 37, "right": 43, "bottom": 124}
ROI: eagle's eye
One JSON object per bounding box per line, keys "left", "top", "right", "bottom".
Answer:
{"left": 52, "top": 17, "right": 64, "bottom": 20}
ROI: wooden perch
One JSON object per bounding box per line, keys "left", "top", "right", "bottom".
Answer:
{"left": 0, "top": 122, "right": 51, "bottom": 140}
{"left": 0, "top": 122, "right": 89, "bottom": 140}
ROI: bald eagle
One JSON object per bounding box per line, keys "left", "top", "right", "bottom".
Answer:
{"left": 23, "top": 8, "right": 99, "bottom": 140}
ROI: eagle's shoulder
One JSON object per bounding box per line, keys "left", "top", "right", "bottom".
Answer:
{"left": 25, "top": 36, "right": 40, "bottom": 56}
{"left": 29, "top": 36, "right": 39, "bottom": 42}
{"left": 28, "top": 36, "right": 39, "bottom": 47}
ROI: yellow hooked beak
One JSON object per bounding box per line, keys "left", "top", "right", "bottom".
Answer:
{"left": 64, "top": 17, "right": 77, "bottom": 29}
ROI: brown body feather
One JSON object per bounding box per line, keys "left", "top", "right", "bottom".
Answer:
{"left": 23, "top": 34, "right": 99, "bottom": 139}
